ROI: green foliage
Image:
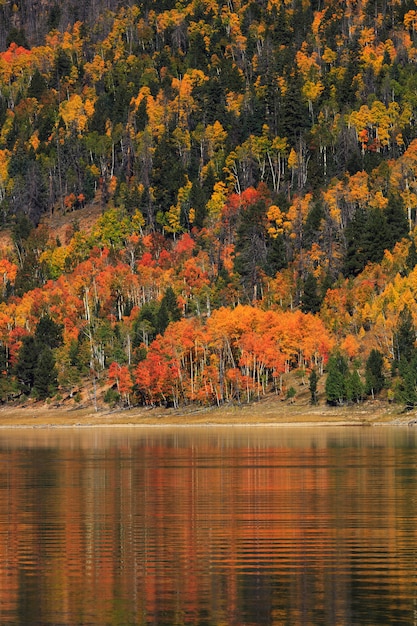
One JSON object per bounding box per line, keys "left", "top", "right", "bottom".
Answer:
{"left": 385, "top": 195, "right": 409, "bottom": 249}
{"left": 12, "top": 214, "right": 33, "bottom": 250}
{"left": 365, "top": 349, "right": 385, "bottom": 398}
{"left": 265, "top": 234, "right": 287, "bottom": 276}
{"left": 301, "top": 273, "right": 321, "bottom": 314}
{"left": 394, "top": 358, "right": 417, "bottom": 410}
{"left": 286, "top": 386, "right": 296, "bottom": 401}
{"left": 153, "top": 287, "right": 182, "bottom": 337}
{"left": 14, "top": 336, "right": 38, "bottom": 396}
{"left": 93, "top": 208, "right": 131, "bottom": 250}
{"left": 35, "top": 315, "right": 63, "bottom": 349}
{"left": 392, "top": 307, "right": 417, "bottom": 408}
{"left": 6, "top": 27, "right": 29, "bottom": 48}
{"left": 33, "top": 346, "right": 58, "bottom": 400}
{"left": 14, "top": 318, "right": 61, "bottom": 399}
{"left": 343, "top": 207, "right": 396, "bottom": 277}
{"left": 343, "top": 207, "right": 368, "bottom": 277}
{"left": 133, "top": 301, "right": 158, "bottom": 348}
{"left": 0, "top": 374, "right": 19, "bottom": 403}
{"left": 325, "top": 352, "right": 349, "bottom": 405}
{"left": 0, "top": 345, "right": 17, "bottom": 402}
{"left": 27, "top": 69, "right": 48, "bottom": 100}
{"left": 104, "top": 387, "right": 120, "bottom": 407}
{"left": 309, "top": 369, "right": 318, "bottom": 405}
{"left": 234, "top": 199, "right": 269, "bottom": 301}
{"left": 346, "top": 369, "right": 364, "bottom": 404}
{"left": 53, "top": 49, "right": 72, "bottom": 83}
{"left": 406, "top": 239, "right": 417, "bottom": 272}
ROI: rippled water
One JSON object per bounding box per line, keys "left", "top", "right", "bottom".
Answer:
{"left": 0, "top": 426, "right": 417, "bottom": 625}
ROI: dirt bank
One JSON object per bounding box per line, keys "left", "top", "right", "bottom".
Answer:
{"left": 0, "top": 396, "right": 414, "bottom": 428}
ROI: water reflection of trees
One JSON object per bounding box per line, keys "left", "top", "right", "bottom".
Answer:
{"left": 0, "top": 431, "right": 416, "bottom": 625}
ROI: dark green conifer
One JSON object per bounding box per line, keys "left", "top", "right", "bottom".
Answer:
{"left": 325, "top": 352, "right": 349, "bottom": 405}
{"left": 385, "top": 194, "right": 408, "bottom": 249}
{"left": 393, "top": 306, "right": 417, "bottom": 409}
{"left": 35, "top": 315, "right": 63, "bottom": 349}
{"left": 155, "top": 301, "right": 170, "bottom": 336}
{"left": 343, "top": 207, "right": 368, "bottom": 276}
{"left": 309, "top": 369, "right": 319, "bottom": 405}
{"left": 365, "top": 349, "right": 385, "bottom": 398}
{"left": 14, "top": 336, "right": 38, "bottom": 396}
{"left": 133, "top": 301, "right": 158, "bottom": 347}
{"left": 155, "top": 287, "right": 181, "bottom": 335}
{"left": 395, "top": 359, "right": 417, "bottom": 410}
{"left": 27, "top": 69, "right": 48, "bottom": 99}
{"left": 406, "top": 239, "right": 417, "bottom": 272}
{"left": 346, "top": 369, "right": 364, "bottom": 403}
{"left": 234, "top": 199, "right": 268, "bottom": 301}
{"left": 33, "top": 347, "right": 58, "bottom": 400}
{"left": 301, "top": 272, "right": 321, "bottom": 314}
{"left": 265, "top": 234, "right": 287, "bottom": 276}
{"left": 6, "top": 27, "right": 29, "bottom": 48}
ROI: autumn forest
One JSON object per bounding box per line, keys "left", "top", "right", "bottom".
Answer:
{"left": 1, "top": 0, "right": 417, "bottom": 410}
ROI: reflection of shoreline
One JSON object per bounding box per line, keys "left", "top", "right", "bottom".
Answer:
{"left": 0, "top": 398, "right": 412, "bottom": 427}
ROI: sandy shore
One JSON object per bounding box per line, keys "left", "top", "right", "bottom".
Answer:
{"left": 0, "top": 396, "right": 415, "bottom": 428}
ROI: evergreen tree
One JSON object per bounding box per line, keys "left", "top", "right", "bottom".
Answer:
{"left": 343, "top": 207, "right": 368, "bottom": 276}
{"left": 234, "top": 199, "right": 268, "bottom": 301}
{"left": 27, "top": 69, "right": 48, "bottom": 100}
{"left": 395, "top": 358, "right": 417, "bottom": 410}
{"left": 155, "top": 287, "right": 182, "bottom": 336}
{"left": 304, "top": 202, "right": 325, "bottom": 247}
{"left": 280, "top": 71, "right": 310, "bottom": 140}
{"left": 392, "top": 306, "right": 417, "bottom": 409}
{"left": 152, "top": 132, "right": 186, "bottom": 214}
{"left": 155, "top": 300, "right": 170, "bottom": 336}
{"left": 6, "top": 27, "right": 29, "bottom": 48}
{"left": 0, "top": 345, "right": 16, "bottom": 402}
{"left": 360, "top": 208, "right": 391, "bottom": 266}
{"left": 14, "top": 336, "right": 38, "bottom": 395}
{"left": 309, "top": 369, "right": 319, "bottom": 405}
{"left": 343, "top": 206, "right": 396, "bottom": 277}
{"left": 12, "top": 213, "right": 33, "bottom": 257}
{"left": 53, "top": 49, "right": 72, "bottom": 86}
{"left": 346, "top": 369, "right": 364, "bottom": 403}
{"left": 161, "top": 286, "right": 181, "bottom": 323}
{"left": 405, "top": 239, "right": 417, "bottom": 272}
{"left": 33, "top": 347, "right": 58, "bottom": 400}
{"left": 385, "top": 194, "right": 408, "bottom": 249}
{"left": 265, "top": 234, "right": 287, "bottom": 276}
{"left": 325, "top": 352, "right": 349, "bottom": 405}
{"left": 365, "top": 349, "right": 385, "bottom": 398}
{"left": 35, "top": 315, "right": 63, "bottom": 349}
{"left": 301, "top": 272, "right": 321, "bottom": 314}
{"left": 133, "top": 301, "right": 158, "bottom": 347}
{"left": 189, "top": 180, "right": 208, "bottom": 229}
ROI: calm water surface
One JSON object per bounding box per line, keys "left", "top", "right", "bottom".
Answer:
{"left": 0, "top": 425, "right": 416, "bottom": 625}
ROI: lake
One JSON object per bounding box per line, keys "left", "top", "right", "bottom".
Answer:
{"left": 0, "top": 425, "right": 416, "bottom": 625}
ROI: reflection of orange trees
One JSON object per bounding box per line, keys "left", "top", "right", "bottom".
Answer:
{"left": 3, "top": 438, "right": 415, "bottom": 624}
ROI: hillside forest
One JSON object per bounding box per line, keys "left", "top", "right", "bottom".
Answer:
{"left": 1, "top": 0, "right": 417, "bottom": 410}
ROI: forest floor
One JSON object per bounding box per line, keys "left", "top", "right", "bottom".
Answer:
{"left": 0, "top": 393, "right": 415, "bottom": 428}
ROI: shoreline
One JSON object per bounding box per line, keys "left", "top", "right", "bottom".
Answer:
{"left": 0, "top": 397, "right": 415, "bottom": 428}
